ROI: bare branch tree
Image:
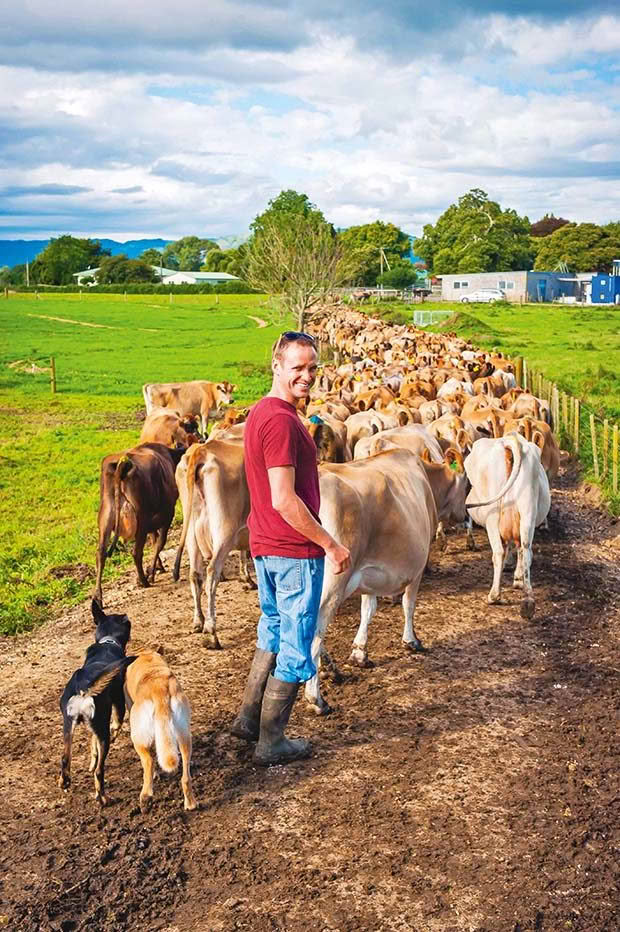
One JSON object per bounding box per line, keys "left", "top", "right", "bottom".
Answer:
{"left": 245, "top": 213, "right": 355, "bottom": 330}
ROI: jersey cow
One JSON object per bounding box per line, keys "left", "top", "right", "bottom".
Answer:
{"left": 304, "top": 447, "right": 469, "bottom": 714}
{"left": 94, "top": 443, "right": 185, "bottom": 606}
{"left": 142, "top": 380, "right": 236, "bottom": 434}
{"left": 139, "top": 409, "right": 202, "bottom": 449}
{"left": 464, "top": 432, "right": 551, "bottom": 619}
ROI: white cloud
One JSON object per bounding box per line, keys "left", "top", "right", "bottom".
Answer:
{"left": 0, "top": 5, "right": 619, "bottom": 240}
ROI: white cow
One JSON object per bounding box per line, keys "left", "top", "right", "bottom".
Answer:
{"left": 464, "top": 432, "right": 550, "bottom": 618}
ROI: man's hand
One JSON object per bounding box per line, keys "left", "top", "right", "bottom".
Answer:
{"left": 326, "top": 541, "right": 351, "bottom": 575}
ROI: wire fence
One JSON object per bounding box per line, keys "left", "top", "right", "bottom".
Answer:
{"left": 515, "top": 357, "right": 619, "bottom": 507}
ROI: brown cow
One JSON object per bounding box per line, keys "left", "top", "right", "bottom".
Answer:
{"left": 140, "top": 409, "right": 202, "bottom": 448}
{"left": 142, "top": 380, "right": 236, "bottom": 433}
{"left": 94, "top": 443, "right": 184, "bottom": 605}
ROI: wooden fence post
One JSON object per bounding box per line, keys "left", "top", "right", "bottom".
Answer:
{"left": 590, "top": 414, "right": 599, "bottom": 479}
{"left": 552, "top": 385, "right": 559, "bottom": 430}
{"left": 574, "top": 399, "right": 580, "bottom": 453}
{"left": 568, "top": 396, "right": 574, "bottom": 439}
{"left": 613, "top": 425, "right": 618, "bottom": 495}
{"left": 515, "top": 357, "right": 523, "bottom": 388}
{"left": 523, "top": 359, "right": 528, "bottom": 391}
{"left": 603, "top": 419, "right": 609, "bottom": 477}
{"left": 50, "top": 357, "right": 57, "bottom": 394}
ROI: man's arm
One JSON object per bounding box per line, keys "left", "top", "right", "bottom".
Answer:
{"left": 267, "top": 466, "right": 350, "bottom": 574}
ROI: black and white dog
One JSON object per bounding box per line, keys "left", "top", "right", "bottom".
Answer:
{"left": 59, "top": 599, "right": 135, "bottom": 805}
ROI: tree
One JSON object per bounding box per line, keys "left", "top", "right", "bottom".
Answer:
{"left": 30, "top": 235, "right": 108, "bottom": 285}
{"left": 162, "top": 236, "right": 218, "bottom": 271}
{"left": 533, "top": 222, "right": 620, "bottom": 273}
{"left": 251, "top": 190, "right": 322, "bottom": 238}
{"left": 530, "top": 214, "right": 570, "bottom": 237}
{"left": 377, "top": 266, "right": 419, "bottom": 289}
{"left": 96, "top": 254, "right": 158, "bottom": 284}
{"left": 414, "top": 189, "right": 534, "bottom": 274}
{"left": 339, "top": 221, "right": 411, "bottom": 285}
{"left": 203, "top": 244, "right": 247, "bottom": 276}
{"left": 140, "top": 247, "right": 165, "bottom": 267}
{"left": 246, "top": 201, "right": 354, "bottom": 329}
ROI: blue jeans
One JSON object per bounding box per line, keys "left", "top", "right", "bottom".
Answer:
{"left": 254, "top": 555, "right": 325, "bottom": 683}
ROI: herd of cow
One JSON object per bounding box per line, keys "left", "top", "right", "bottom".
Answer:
{"left": 91, "top": 306, "right": 558, "bottom": 718}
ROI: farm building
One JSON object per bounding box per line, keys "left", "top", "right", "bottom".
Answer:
{"left": 439, "top": 270, "right": 569, "bottom": 302}
{"left": 160, "top": 270, "right": 240, "bottom": 286}
{"left": 73, "top": 265, "right": 240, "bottom": 285}
{"left": 591, "top": 260, "right": 620, "bottom": 304}
{"left": 440, "top": 263, "right": 620, "bottom": 304}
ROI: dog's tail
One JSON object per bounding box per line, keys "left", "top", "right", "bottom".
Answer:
{"left": 153, "top": 680, "right": 182, "bottom": 772}
{"left": 66, "top": 657, "right": 136, "bottom": 721}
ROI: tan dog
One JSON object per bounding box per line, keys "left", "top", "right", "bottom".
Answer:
{"left": 125, "top": 650, "right": 197, "bottom": 812}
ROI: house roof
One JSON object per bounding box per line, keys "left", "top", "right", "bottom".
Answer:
{"left": 73, "top": 265, "right": 239, "bottom": 281}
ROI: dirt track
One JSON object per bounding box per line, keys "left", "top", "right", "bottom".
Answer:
{"left": 1, "top": 461, "right": 619, "bottom": 931}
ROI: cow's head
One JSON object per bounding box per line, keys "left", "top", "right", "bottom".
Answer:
{"left": 216, "top": 382, "right": 235, "bottom": 406}
{"left": 421, "top": 446, "right": 469, "bottom": 524}
{"left": 308, "top": 417, "right": 340, "bottom": 463}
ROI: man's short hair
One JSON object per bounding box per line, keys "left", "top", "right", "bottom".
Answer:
{"left": 272, "top": 330, "right": 318, "bottom": 361}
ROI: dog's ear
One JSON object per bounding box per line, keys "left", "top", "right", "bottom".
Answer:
{"left": 92, "top": 598, "right": 106, "bottom": 626}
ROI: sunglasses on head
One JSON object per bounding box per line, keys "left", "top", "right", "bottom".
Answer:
{"left": 273, "top": 331, "right": 317, "bottom": 354}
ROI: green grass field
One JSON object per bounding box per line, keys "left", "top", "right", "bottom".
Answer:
{"left": 0, "top": 293, "right": 286, "bottom": 633}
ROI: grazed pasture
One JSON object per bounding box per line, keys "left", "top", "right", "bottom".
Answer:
{"left": 0, "top": 294, "right": 281, "bottom": 632}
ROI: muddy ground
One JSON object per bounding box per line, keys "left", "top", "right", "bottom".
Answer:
{"left": 1, "top": 462, "right": 619, "bottom": 932}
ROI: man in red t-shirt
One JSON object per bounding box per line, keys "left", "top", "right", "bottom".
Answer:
{"left": 231, "top": 331, "right": 350, "bottom": 766}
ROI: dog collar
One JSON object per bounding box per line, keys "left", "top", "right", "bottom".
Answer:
{"left": 98, "top": 636, "right": 121, "bottom": 648}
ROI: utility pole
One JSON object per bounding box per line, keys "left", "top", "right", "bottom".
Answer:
{"left": 379, "top": 247, "right": 391, "bottom": 291}
{"left": 26, "top": 261, "right": 30, "bottom": 287}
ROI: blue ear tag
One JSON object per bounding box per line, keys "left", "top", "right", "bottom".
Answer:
{"left": 309, "top": 414, "right": 323, "bottom": 424}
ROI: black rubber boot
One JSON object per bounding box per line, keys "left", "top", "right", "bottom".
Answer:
{"left": 253, "top": 675, "right": 311, "bottom": 766}
{"left": 230, "top": 648, "right": 276, "bottom": 741}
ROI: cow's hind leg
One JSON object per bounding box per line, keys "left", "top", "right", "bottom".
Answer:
{"left": 486, "top": 522, "right": 505, "bottom": 604}
{"left": 186, "top": 529, "right": 207, "bottom": 633}
{"left": 305, "top": 588, "right": 344, "bottom": 715}
{"left": 202, "top": 544, "right": 234, "bottom": 648}
{"left": 350, "top": 595, "right": 378, "bottom": 667}
{"left": 465, "top": 514, "right": 477, "bottom": 550}
{"left": 239, "top": 550, "right": 257, "bottom": 590}
{"left": 517, "top": 528, "right": 535, "bottom": 619}
{"left": 402, "top": 569, "right": 426, "bottom": 652}
{"left": 148, "top": 526, "right": 169, "bottom": 584}
{"left": 132, "top": 527, "right": 150, "bottom": 589}
{"left": 149, "top": 531, "right": 167, "bottom": 574}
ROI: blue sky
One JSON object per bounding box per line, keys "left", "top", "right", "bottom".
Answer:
{"left": 0, "top": 0, "right": 619, "bottom": 241}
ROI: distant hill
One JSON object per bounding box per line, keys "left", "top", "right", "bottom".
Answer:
{"left": 0, "top": 238, "right": 173, "bottom": 268}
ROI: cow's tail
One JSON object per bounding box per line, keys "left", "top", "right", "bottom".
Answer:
{"left": 173, "top": 444, "right": 201, "bottom": 581}
{"left": 142, "top": 384, "right": 152, "bottom": 413}
{"left": 466, "top": 433, "right": 522, "bottom": 510}
{"left": 107, "top": 455, "right": 134, "bottom": 557}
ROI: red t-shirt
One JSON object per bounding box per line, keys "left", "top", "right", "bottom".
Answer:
{"left": 244, "top": 396, "right": 324, "bottom": 558}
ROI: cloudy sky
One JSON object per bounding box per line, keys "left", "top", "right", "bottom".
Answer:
{"left": 1, "top": 0, "right": 619, "bottom": 241}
